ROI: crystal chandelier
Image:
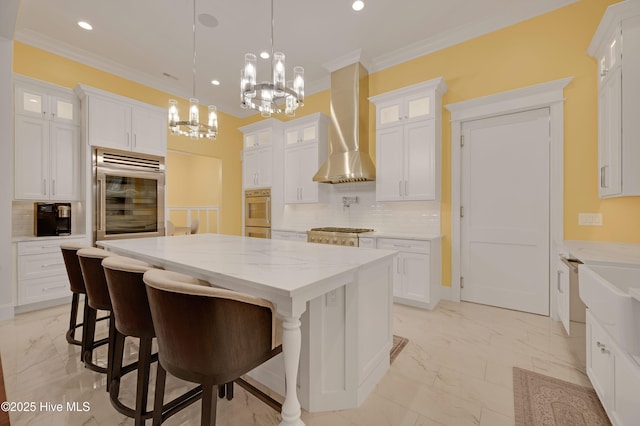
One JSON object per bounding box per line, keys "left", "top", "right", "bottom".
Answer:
{"left": 240, "top": 0, "right": 304, "bottom": 117}
{"left": 168, "top": 0, "right": 218, "bottom": 139}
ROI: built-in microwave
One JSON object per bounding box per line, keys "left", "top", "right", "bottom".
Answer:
{"left": 94, "top": 148, "right": 165, "bottom": 241}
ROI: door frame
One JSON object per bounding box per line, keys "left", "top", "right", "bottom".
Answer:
{"left": 446, "top": 77, "right": 572, "bottom": 317}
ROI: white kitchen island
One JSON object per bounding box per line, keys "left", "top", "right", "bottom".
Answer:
{"left": 99, "top": 234, "right": 396, "bottom": 426}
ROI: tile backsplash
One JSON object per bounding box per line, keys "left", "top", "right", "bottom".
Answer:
{"left": 12, "top": 201, "right": 35, "bottom": 237}
{"left": 276, "top": 182, "right": 440, "bottom": 234}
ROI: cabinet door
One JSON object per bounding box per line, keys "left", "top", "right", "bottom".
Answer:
{"left": 88, "top": 95, "right": 131, "bottom": 150}
{"left": 15, "top": 85, "right": 48, "bottom": 119}
{"left": 50, "top": 123, "right": 80, "bottom": 200}
{"left": 243, "top": 150, "right": 260, "bottom": 188}
{"left": 15, "top": 115, "right": 49, "bottom": 200}
{"left": 284, "top": 147, "right": 301, "bottom": 203}
{"left": 298, "top": 143, "right": 320, "bottom": 203}
{"left": 376, "top": 127, "right": 405, "bottom": 201}
{"left": 556, "top": 259, "right": 571, "bottom": 335}
{"left": 587, "top": 313, "right": 613, "bottom": 408}
{"left": 132, "top": 106, "right": 167, "bottom": 156}
{"left": 612, "top": 347, "right": 640, "bottom": 426}
{"left": 50, "top": 93, "right": 79, "bottom": 125}
{"left": 257, "top": 148, "right": 273, "bottom": 187}
{"left": 598, "top": 67, "right": 622, "bottom": 197}
{"left": 403, "top": 252, "right": 430, "bottom": 304}
{"left": 245, "top": 129, "right": 271, "bottom": 149}
{"left": 405, "top": 120, "right": 436, "bottom": 200}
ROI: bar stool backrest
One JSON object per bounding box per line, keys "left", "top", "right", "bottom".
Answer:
{"left": 143, "top": 269, "right": 278, "bottom": 385}
{"left": 102, "top": 256, "right": 158, "bottom": 339}
{"left": 77, "top": 248, "right": 116, "bottom": 311}
{"left": 60, "top": 243, "right": 92, "bottom": 294}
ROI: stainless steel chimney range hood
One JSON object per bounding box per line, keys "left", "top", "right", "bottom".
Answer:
{"left": 312, "top": 62, "right": 375, "bottom": 184}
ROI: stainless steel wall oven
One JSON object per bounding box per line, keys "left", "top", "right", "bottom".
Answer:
{"left": 94, "top": 148, "right": 165, "bottom": 241}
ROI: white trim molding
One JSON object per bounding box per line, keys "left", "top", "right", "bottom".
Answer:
{"left": 445, "top": 77, "right": 573, "bottom": 309}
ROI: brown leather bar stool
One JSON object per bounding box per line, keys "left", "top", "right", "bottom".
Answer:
{"left": 60, "top": 243, "right": 109, "bottom": 356}
{"left": 102, "top": 256, "right": 202, "bottom": 425}
{"left": 143, "top": 269, "right": 283, "bottom": 426}
{"left": 77, "top": 247, "right": 118, "bottom": 388}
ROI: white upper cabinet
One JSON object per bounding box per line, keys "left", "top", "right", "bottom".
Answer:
{"left": 75, "top": 85, "right": 167, "bottom": 157}
{"left": 283, "top": 113, "right": 328, "bottom": 204}
{"left": 370, "top": 78, "right": 447, "bottom": 202}
{"left": 14, "top": 78, "right": 81, "bottom": 201}
{"left": 589, "top": 2, "right": 640, "bottom": 198}
{"left": 240, "top": 118, "right": 282, "bottom": 189}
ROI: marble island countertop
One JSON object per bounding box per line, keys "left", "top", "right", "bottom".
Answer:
{"left": 562, "top": 240, "right": 640, "bottom": 265}
{"left": 99, "top": 233, "right": 396, "bottom": 295}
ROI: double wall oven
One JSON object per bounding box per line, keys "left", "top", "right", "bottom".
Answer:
{"left": 95, "top": 149, "right": 165, "bottom": 241}
{"left": 244, "top": 188, "right": 271, "bottom": 238}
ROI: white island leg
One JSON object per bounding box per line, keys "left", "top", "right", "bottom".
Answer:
{"left": 279, "top": 315, "right": 305, "bottom": 426}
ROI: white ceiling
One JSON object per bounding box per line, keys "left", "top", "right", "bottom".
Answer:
{"left": 14, "top": 0, "right": 577, "bottom": 118}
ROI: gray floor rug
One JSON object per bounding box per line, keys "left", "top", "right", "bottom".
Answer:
{"left": 513, "top": 367, "right": 610, "bottom": 426}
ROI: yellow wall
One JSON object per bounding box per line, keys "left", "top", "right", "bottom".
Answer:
{"left": 12, "top": 42, "right": 244, "bottom": 235}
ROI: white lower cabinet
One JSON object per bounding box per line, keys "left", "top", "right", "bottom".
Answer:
{"left": 271, "top": 230, "right": 308, "bottom": 242}
{"left": 17, "top": 237, "right": 87, "bottom": 306}
{"left": 376, "top": 237, "right": 440, "bottom": 310}
{"left": 586, "top": 310, "right": 640, "bottom": 425}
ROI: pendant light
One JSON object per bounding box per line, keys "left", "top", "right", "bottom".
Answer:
{"left": 240, "top": 0, "right": 304, "bottom": 117}
{"left": 168, "top": 0, "right": 218, "bottom": 139}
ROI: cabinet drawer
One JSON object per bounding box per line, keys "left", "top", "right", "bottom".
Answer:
{"left": 19, "top": 252, "right": 66, "bottom": 280}
{"left": 19, "top": 275, "right": 70, "bottom": 305}
{"left": 377, "top": 238, "right": 430, "bottom": 253}
{"left": 18, "top": 237, "right": 87, "bottom": 255}
{"left": 359, "top": 237, "right": 375, "bottom": 248}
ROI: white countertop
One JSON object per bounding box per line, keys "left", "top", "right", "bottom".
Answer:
{"left": 99, "top": 234, "right": 396, "bottom": 296}
{"left": 562, "top": 240, "right": 640, "bottom": 265}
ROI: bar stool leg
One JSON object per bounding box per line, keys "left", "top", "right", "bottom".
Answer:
{"left": 66, "top": 293, "right": 81, "bottom": 345}
{"left": 134, "top": 338, "right": 153, "bottom": 426}
{"left": 201, "top": 382, "right": 217, "bottom": 426}
{"left": 152, "top": 364, "right": 167, "bottom": 426}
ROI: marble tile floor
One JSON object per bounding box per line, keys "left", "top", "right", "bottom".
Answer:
{"left": 0, "top": 300, "right": 589, "bottom": 426}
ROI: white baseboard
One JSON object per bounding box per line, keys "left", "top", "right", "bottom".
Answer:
{"left": 439, "top": 284, "right": 453, "bottom": 302}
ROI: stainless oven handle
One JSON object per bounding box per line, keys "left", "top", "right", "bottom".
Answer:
{"left": 97, "top": 177, "right": 105, "bottom": 231}
{"left": 266, "top": 198, "right": 271, "bottom": 225}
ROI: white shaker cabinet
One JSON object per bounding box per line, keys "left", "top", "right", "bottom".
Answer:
{"left": 376, "top": 237, "right": 441, "bottom": 310}
{"left": 283, "top": 114, "right": 329, "bottom": 204}
{"left": 75, "top": 85, "right": 167, "bottom": 157}
{"left": 586, "top": 310, "right": 640, "bottom": 426}
{"left": 370, "top": 78, "right": 447, "bottom": 202}
{"left": 14, "top": 78, "right": 81, "bottom": 201}
{"left": 589, "top": 2, "right": 640, "bottom": 198}
{"left": 243, "top": 147, "right": 273, "bottom": 189}
{"left": 240, "top": 119, "right": 282, "bottom": 190}
{"left": 271, "top": 230, "right": 308, "bottom": 242}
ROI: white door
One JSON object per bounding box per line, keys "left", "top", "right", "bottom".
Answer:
{"left": 461, "top": 108, "right": 550, "bottom": 315}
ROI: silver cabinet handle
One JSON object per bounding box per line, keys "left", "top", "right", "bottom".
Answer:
{"left": 600, "top": 166, "right": 608, "bottom": 189}
{"left": 557, "top": 270, "right": 563, "bottom": 293}
{"left": 52, "top": 179, "right": 56, "bottom": 196}
{"left": 41, "top": 262, "right": 64, "bottom": 268}
{"left": 97, "top": 178, "right": 105, "bottom": 231}
{"left": 42, "top": 284, "right": 66, "bottom": 292}
{"left": 398, "top": 181, "right": 403, "bottom": 197}
{"left": 127, "top": 132, "right": 131, "bottom": 146}
{"left": 404, "top": 181, "right": 408, "bottom": 196}
{"left": 133, "top": 134, "right": 137, "bottom": 148}
{"left": 396, "top": 258, "right": 401, "bottom": 274}
{"left": 600, "top": 68, "right": 609, "bottom": 77}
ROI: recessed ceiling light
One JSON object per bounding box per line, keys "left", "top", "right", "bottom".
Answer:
{"left": 198, "top": 13, "right": 218, "bottom": 28}
{"left": 78, "top": 21, "right": 93, "bottom": 30}
{"left": 260, "top": 51, "right": 270, "bottom": 59}
{"left": 211, "top": 80, "right": 220, "bottom": 86}
{"left": 352, "top": 1, "right": 364, "bottom": 11}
